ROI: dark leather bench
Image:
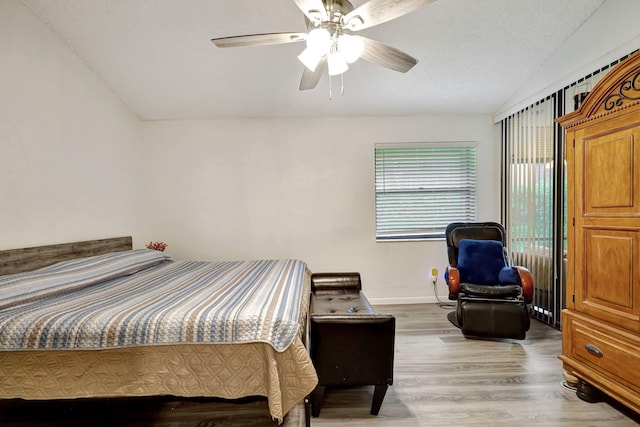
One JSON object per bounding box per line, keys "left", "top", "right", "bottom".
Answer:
{"left": 309, "top": 272, "right": 395, "bottom": 417}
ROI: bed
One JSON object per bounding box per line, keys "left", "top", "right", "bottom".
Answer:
{"left": 0, "top": 237, "right": 317, "bottom": 423}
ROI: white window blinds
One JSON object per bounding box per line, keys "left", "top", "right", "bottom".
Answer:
{"left": 375, "top": 142, "right": 477, "bottom": 240}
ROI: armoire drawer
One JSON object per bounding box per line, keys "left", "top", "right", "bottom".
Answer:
{"left": 566, "top": 316, "right": 640, "bottom": 393}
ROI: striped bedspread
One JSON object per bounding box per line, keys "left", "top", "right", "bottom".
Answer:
{"left": 0, "top": 250, "right": 308, "bottom": 352}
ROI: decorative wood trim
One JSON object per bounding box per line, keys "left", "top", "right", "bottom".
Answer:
{"left": 602, "top": 69, "right": 640, "bottom": 111}
{"left": 0, "top": 236, "right": 132, "bottom": 276}
{"left": 558, "top": 50, "right": 640, "bottom": 129}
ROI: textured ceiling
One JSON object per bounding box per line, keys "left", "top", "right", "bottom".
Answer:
{"left": 21, "top": 0, "right": 607, "bottom": 120}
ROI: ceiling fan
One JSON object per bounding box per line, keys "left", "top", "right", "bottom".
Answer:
{"left": 211, "top": 0, "right": 436, "bottom": 91}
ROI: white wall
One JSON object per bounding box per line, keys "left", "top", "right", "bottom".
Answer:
{"left": 140, "top": 115, "right": 499, "bottom": 303}
{"left": 0, "top": 0, "right": 141, "bottom": 249}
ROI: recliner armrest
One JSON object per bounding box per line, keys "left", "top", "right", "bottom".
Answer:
{"left": 447, "top": 266, "right": 460, "bottom": 299}
{"left": 513, "top": 266, "right": 534, "bottom": 303}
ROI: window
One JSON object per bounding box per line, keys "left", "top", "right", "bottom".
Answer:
{"left": 505, "top": 98, "right": 556, "bottom": 254}
{"left": 374, "top": 142, "right": 477, "bottom": 241}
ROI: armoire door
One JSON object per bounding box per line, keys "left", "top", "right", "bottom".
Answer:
{"left": 572, "top": 112, "right": 640, "bottom": 332}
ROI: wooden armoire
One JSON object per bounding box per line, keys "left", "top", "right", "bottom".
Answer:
{"left": 558, "top": 50, "right": 640, "bottom": 414}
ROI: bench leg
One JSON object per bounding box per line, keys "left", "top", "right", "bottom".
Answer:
{"left": 371, "top": 384, "right": 388, "bottom": 415}
{"left": 311, "top": 386, "right": 325, "bottom": 417}
{"left": 304, "top": 396, "right": 311, "bottom": 427}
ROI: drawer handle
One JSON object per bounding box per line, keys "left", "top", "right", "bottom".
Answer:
{"left": 585, "top": 343, "right": 604, "bottom": 358}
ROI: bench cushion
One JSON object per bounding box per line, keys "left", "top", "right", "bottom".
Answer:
{"left": 310, "top": 291, "right": 374, "bottom": 315}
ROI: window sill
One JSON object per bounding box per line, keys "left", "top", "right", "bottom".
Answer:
{"left": 376, "top": 236, "right": 446, "bottom": 242}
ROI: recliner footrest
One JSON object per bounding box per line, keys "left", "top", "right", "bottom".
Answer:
{"left": 457, "top": 299, "right": 530, "bottom": 340}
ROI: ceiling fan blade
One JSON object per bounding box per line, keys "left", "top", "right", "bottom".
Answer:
{"left": 358, "top": 36, "right": 418, "bottom": 73}
{"left": 300, "top": 57, "right": 328, "bottom": 90}
{"left": 343, "top": 0, "right": 436, "bottom": 31}
{"left": 211, "top": 32, "right": 306, "bottom": 48}
{"left": 291, "top": 0, "right": 328, "bottom": 23}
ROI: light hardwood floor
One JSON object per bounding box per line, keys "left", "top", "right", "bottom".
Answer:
{"left": 0, "top": 303, "right": 638, "bottom": 426}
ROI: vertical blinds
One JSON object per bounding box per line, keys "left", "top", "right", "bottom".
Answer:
{"left": 503, "top": 96, "right": 556, "bottom": 325}
{"left": 500, "top": 53, "right": 633, "bottom": 328}
{"left": 375, "top": 142, "right": 477, "bottom": 240}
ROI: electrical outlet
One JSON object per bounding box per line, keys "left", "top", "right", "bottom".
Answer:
{"left": 429, "top": 268, "right": 438, "bottom": 285}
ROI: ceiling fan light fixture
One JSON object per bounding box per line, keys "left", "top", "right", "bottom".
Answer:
{"left": 327, "top": 52, "right": 349, "bottom": 76}
{"left": 211, "top": 0, "right": 434, "bottom": 92}
{"left": 338, "top": 34, "right": 363, "bottom": 63}
{"left": 306, "top": 28, "right": 331, "bottom": 56}
{"left": 298, "top": 48, "right": 322, "bottom": 72}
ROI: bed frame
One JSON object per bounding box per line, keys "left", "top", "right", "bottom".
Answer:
{"left": 0, "top": 236, "right": 132, "bottom": 275}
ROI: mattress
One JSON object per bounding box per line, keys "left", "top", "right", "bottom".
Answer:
{"left": 0, "top": 249, "right": 317, "bottom": 422}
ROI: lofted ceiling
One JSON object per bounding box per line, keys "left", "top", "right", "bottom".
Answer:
{"left": 20, "top": 0, "right": 608, "bottom": 120}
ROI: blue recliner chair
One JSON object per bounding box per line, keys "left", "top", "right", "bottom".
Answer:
{"left": 444, "top": 222, "right": 534, "bottom": 340}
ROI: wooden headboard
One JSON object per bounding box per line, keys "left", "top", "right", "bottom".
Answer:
{"left": 0, "top": 236, "right": 133, "bottom": 276}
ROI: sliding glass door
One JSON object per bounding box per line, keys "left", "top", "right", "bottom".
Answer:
{"left": 500, "top": 52, "right": 631, "bottom": 328}
{"left": 502, "top": 95, "right": 562, "bottom": 326}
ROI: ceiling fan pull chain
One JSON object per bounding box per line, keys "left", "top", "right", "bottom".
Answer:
{"left": 329, "top": 75, "right": 333, "bottom": 100}
{"left": 341, "top": 73, "right": 345, "bottom": 96}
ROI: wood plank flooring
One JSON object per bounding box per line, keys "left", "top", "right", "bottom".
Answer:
{"left": 0, "top": 303, "right": 638, "bottom": 426}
